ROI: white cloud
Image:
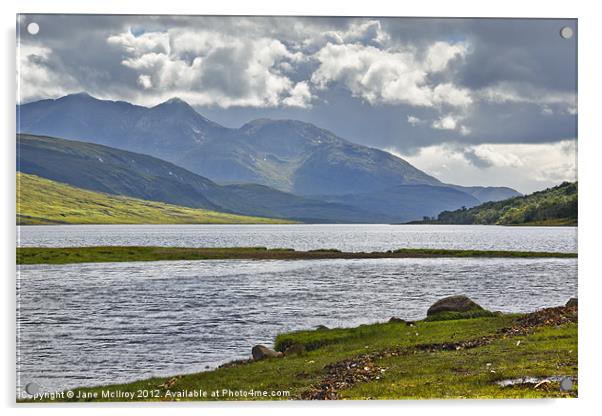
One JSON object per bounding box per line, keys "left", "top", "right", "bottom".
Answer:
{"left": 391, "top": 140, "right": 577, "bottom": 193}
{"left": 478, "top": 81, "right": 576, "bottom": 114}
{"left": 325, "top": 20, "right": 390, "bottom": 46}
{"left": 283, "top": 81, "right": 313, "bottom": 107}
{"left": 106, "top": 28, "right": 314, "bottom": 108}
{"left": 432, "top": 115, "right": 457, "bottom": 130}
{"left": 137, "top": 74, "right": 152, "bottom": 89}
{"left": 17, "top": 44, "right": 80, "bottom": 103}
{"left": 431, "top": 113, "right": 472, "bottom": 134}
{"left": 425, "top": 41, "right": 468, "bottom": 72}
{"left": 107, "top": 31, "right": 170, "bottom": 55}
{"left": 310, "top": 42, "right": 471, "bottom": 108}
{"left": 459, "top": 125, "right": 471, "bottom": 136}
{"left": 432, "top": 83, "right": 473, "bottom": 107}
{"left": 407, "top": 115, "right": 422, "bottom": 125}
{"left": 302, "top": 19, "right": 390, "bottom": 51}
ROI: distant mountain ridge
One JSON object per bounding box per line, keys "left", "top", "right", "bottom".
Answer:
{"left": 18, "top": 134, "right": 483, "bottom": 223}
{"left": 17, "top": 93, "right": 520, "bottom": 201}
{"left": 17, "top": 134, "right": 380, "bottom": 223}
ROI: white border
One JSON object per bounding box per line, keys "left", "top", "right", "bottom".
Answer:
{"left": 3, "top": 0, "right": 601, "bottom": 415}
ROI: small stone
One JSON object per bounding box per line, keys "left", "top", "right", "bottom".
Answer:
{"left": 251, "top": 344, "right": 283, "bottom": 360}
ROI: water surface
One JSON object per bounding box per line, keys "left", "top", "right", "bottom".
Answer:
{"left": 17, "top": 257, "right": 577, "bottom": 393}
{"left": 17, "top": 224, "right": 577, "bottom": 253}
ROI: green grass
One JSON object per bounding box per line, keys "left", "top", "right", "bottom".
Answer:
{"left": 510, "top": 218, "right": 578, "bottom": 226}
{"left": 16, "top": 172, "right": 293, "bottom": 225}
{"left": 16, "top": 246, "right": 577, "bottom": 265}
{"left": 21, "top": 313, "right": 576, "bottom": 402}
{"left": 341, "top": 324, "right": 577, "bottom": 399}
{"left": 424, "top": 309, "right": 499, "bottom": 322}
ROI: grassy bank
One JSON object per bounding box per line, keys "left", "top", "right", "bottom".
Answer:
{"left": 22, "top": 306, "right": 577, "bottom": 402}
{"left": 16, "top": 172, "right": 293, "bottom": 225}
{"left": 16, "top": 246, "right": 577, "bottom": 265}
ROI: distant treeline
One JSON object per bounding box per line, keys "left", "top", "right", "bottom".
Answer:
{"left": 433, "top": 182, "right": 577, "bottom": 226}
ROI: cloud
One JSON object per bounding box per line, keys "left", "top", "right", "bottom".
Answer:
{"left": 432, "top": 115, "right": 457, "bottom": 130}
{"left": 15, "top": 14, "right": 578, "bottom": 173}
{"left": 393, "top": 140, "right": 577, "bottom": 193}
{"left": 17, "top": 44, "right": 80, "bottom": 102}
{"left": 477, "top": 81, "right": 576, "bottom": 114}
{"left": 407, "top": 115, "right": 422, "bottom": 125}
{"left": 425, "top": 41, "right": 468, "bottom": 72}
{"left": 431, "top": 113, "right": 472, "bottom": 135}
{"left": 282, "top": 81, "right": 313, "bottom": 107}
{"left": 106, "top": 28, "right": 314, "bottom": 108}
{"left": 310, "top": 41, "right": 471, "bottom": 108}
{"left": 137, "top": 74, "right": 152, "bottom": 89}
{"left": 107, "top": 30, "right": 170, "bottom": 55}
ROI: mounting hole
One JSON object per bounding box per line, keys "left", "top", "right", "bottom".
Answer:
{"left": 560, "top": 26, "right": 573, "bottom": 39}
{"left": 27, "top": 22, "right": 39, "bottom": 35}
{"left": 25, "top": 382, "right": 41, "bottom": 395}
{"left": 559, "top": 377, "right": 573, "bottom": 391}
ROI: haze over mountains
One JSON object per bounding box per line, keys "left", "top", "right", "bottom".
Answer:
{"left": 17, "top": 93, "right": 521, "bottom": 223}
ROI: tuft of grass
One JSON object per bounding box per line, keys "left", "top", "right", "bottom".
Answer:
{"left": 424, "top": 309, "right": 500, "bottom": 322}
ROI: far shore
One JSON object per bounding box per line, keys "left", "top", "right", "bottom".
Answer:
{"left": 17, "top": 246, "right": 578, "bottom": 265}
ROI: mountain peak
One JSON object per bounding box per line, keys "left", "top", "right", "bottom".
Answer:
{"left": 60, "top": 91, "right": 96, "bottom": 101}
{"left": 157, "top": 97, "right": 190, "bottom": 107}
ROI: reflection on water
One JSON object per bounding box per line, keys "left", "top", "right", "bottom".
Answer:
{"left": 17, "top": 257, "right": 577, "bottom": 393}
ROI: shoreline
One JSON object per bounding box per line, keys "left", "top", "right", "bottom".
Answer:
{"left": 16, "top": 246, "right": 577, "bottom": 265}
{"left": 18, "top": 301, "right": 578, "bottom": 402}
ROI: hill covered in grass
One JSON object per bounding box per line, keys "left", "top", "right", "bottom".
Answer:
{"left": 434, "top": 182, "right": 577, "bottom": 226}
{"left": 16, "top": 173, "right": 293, "bottom": 225}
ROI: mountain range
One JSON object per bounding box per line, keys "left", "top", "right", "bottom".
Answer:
{"left": 17, "top": 93, "right": 522, "bottom": 223}
{"left": 18, "top": 93, "right": 519, "bottom": 197}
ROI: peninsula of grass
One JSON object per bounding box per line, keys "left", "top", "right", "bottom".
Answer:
{"left": 20, "top": 305, "right": 577, "bottom": 402}
{"left": 16, "top": 246, "right": 577, "bottom": 265}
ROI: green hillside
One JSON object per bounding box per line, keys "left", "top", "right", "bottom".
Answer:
{"left": 435, "top": 182, "right": 577, "bottom": 226}
{"left": 16, "top": 173, "right": 293, "bottom": 225}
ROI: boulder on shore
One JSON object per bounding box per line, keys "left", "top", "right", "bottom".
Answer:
{"left": 251, "top": 344, "right": 283, "bottom": 360}
{"left": 566, "top": 298, "right": 578, "bottom": 308}
{"left": 427, "top": 295, "right": 484, "bottom": 316}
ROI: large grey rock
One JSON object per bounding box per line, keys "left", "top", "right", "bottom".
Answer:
{"left": 566, "top": 298, "right": 578, "bottom": 308}
{"left": 427, "top": 295, "right": 484, "bottom": 316}
{"left": 251, "top": 344, "right": 283, "bottom": 360}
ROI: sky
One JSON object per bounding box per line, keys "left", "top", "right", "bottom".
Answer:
{"left": 17, "top": 15, "right": 577, "bottom": 193}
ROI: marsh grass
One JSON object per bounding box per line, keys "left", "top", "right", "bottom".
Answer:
{"left": 17, "top": 246, "right": 577, "bottom": 265}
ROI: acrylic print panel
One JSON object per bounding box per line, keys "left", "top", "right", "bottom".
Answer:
{"left": 16, "top": 15, "right": 577, "bottom": 402}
